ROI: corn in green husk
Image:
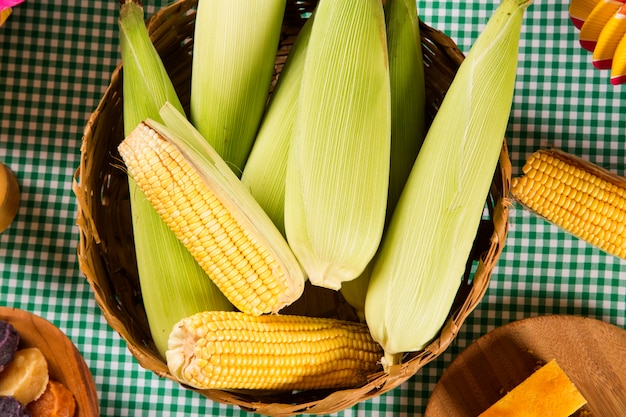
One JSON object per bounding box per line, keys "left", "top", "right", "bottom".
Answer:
{"left": 365, "top": 0, "right": 531, "bottom": 369}
{"left": 284, "top": 0, "right": 391, "bottom": 291}
{"left": 241, "top": 16, "right": 314, "bottom": 235}
{"left": 190, "top": 0, "right": 286, "bottom": 175}
{"left": 119, "top": 0, "right": 233, "bottom": 357}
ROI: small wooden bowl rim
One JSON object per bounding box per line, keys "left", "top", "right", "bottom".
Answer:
{"left": 0, "top": 306, "right": 100, "bottom": 416}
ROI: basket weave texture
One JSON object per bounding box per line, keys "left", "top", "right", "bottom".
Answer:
{"left": 73, "top": 1, "right": 511, "bottom": 415}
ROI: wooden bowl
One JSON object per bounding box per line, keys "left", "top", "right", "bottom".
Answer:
{"left": 0, "top": 306, "right": 99, "bottom": 416}
{"left": 425, "top": 314, "right": 626, "bottom": 416}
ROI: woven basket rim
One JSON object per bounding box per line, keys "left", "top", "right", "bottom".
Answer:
{"left": 73, "top": 0, "right": 511, "bottom": 415}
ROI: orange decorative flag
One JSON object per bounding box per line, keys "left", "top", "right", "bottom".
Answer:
{"left": 579, "top": 0, "right": 625, "bottom": 52}
{"left": 570, "top": 0, "right": 626, "bottom": 84}
{"left": 592, "top": 3, "right": 626, "bottom": 68}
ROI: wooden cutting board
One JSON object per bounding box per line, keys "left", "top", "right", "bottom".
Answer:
{"left": 425, "top": 315, "right": 626, "bottom": 417}
{"left": 0, "top": 306, "right": 100, "bottom": 416}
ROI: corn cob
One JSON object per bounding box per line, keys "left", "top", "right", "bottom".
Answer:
{"left": 240, "top": 16, "right": 314, "bottom": 235}
{"left": 118, "top": 106, "right": 306, "bottom": 315}
{"left": 511, "top": 148, "right": 626, "bottom": 259}
{"left": 118, "top": 0, "right": 233, "bottom": 357}
{"left": 190, "top": 0, "right": 286, "bottom": 174}
{"left": 365, "top": 0, "right": 530, "bottom": 368}
{"left": 340, "top": 0, "right": 427, "bottom": 319}
{"left": 166, "top": 311, "right": 382, "bottom": 390}
{"left": 384, "top": 0, "right": 426, "bottom": 216}
{"left": 284, "top": 0, "right": 391, "bottom": 290}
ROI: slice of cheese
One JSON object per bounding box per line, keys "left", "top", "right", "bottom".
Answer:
{"left": 478, "top": 359, "right": 587, "bottom": 417}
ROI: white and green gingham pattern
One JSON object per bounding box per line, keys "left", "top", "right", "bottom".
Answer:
{"left": 1, "top": 1, "right": 624, "bottom": 416}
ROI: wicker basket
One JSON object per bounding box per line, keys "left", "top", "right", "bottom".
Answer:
{"left": 73, "top": 1, "right": 511, "bottom": 415}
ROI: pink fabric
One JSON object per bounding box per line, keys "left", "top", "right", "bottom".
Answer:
{"left": 0, "top": 0, "right": 24, "bottom": 8}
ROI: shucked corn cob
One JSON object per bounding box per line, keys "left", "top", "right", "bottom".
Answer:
{"left": 365, "top": 0, "right": 530, "bottom": 368}
{"left": 511, "top": 148, "right": 626, "bottom": 259}
{"left": 118, "top": 0, "right": 232, "bottom": 357}
{"left": 118, "top": 106, "right": 306, "bottom": 315}
{"left": 166, "top": 311, "right": 382, "bottom": 390}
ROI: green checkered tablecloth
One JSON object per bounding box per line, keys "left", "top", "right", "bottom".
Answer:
{"left": 1, "top": 0, "right": 624, "bottom": 415}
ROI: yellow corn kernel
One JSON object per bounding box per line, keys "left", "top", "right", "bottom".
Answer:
{"left": 511, "top": 149, "right": 626, "bottom": 259}
{"left": 118, "top": 121, "right": 305, "bottom": 315}
{"left": 166, "top": 311, "right": 382, "bottom": 390}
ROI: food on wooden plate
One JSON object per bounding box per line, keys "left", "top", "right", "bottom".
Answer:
{"left": 0, "top": 395, "right": 30, "bottom": 416}
{"left": 26, "top": 380, "right": 76, "bottom": 417}
{"left": 511, "top": 148, "right": 626, "bottom": 259}
{"left": 0, "top": 348, "right": 48, "bottom": 405}
{"left": 0, "top": 315, "right": 79, "bottom": 415}
{"left": 0, "top": 320, "right": 19, "bottom": 372}
{"left": 478, "top": 359, "right": 587, "bottom": 417}
{"left": 364, "top": 0, "right": 530, "bottom": 369}
{"left": 118, "top": 0, "right": 234, "bottom": 357}
{"left": 166, "top": 311, "right": 382, "bottom": 390}
{"left": 117, "top": 106, "right": 306, "bottom": 316}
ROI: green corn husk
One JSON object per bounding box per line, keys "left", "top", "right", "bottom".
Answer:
{"left": 365, "top": 0, "right": 531, "bottom": 369}
{"left": 119, "top": 0, "right": 233, "bottom": 358}
{"left": 284, "top": 0, "right": 391, "bottom": 291}
{"left": 190, "top": 0, "right": 287, "bottom": 175}
{"left": 340, "top": 0, "right": 427, "bottom": 317}
{"left": 240, "top": 16, "right": 314, "bottom": 236}
{"left": 385, "top": 0, "right": 426, "bottom": 215}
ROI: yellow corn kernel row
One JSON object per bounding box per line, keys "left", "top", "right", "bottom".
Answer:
{"left": 511, "top": 149, "right": 626, "bottom": 259}
{"left": 166, "top": 311, "right": 382, "bottom": 390}
{"left": 118, "top": 123, "right": 294, "bottom": 316}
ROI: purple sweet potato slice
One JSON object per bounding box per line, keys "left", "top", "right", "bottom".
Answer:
{"left": 0, "top": 320, "right": 20, "bottom": 372}
{"left": 0, "top": 396, "right": 31, "bottom": 416}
